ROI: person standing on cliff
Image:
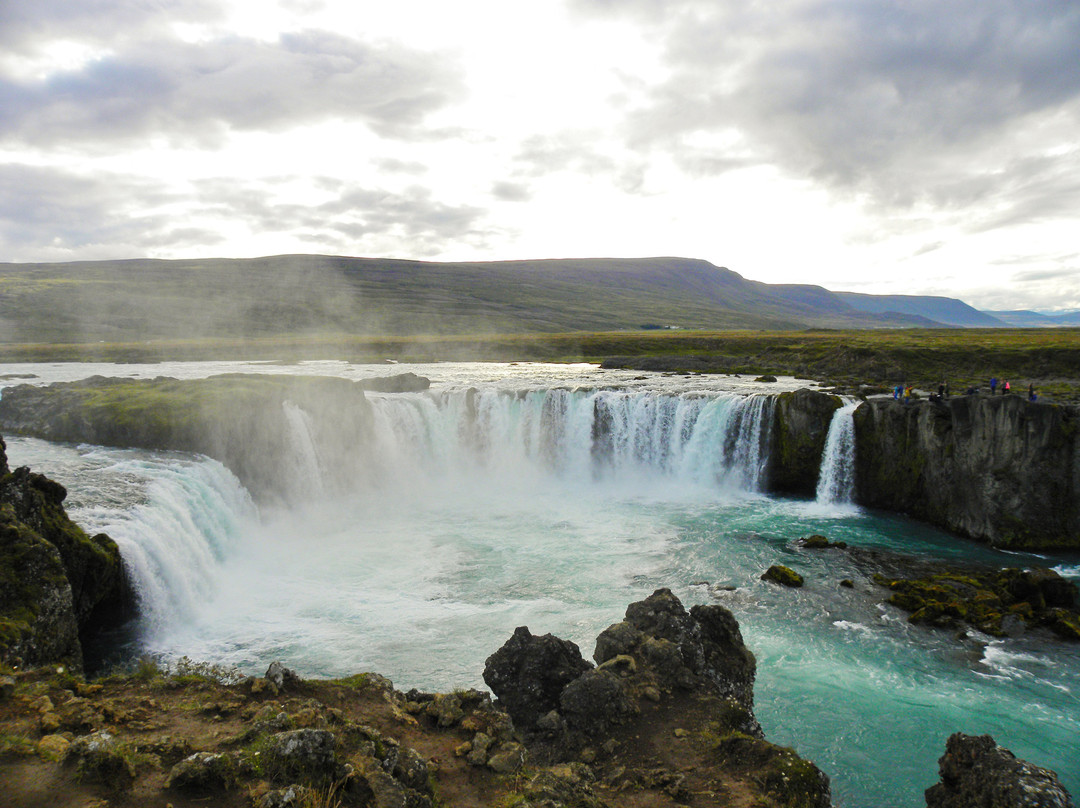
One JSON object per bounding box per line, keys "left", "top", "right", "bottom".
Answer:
{"left": 990, "top": 377, "right": 998, "bottom": 394}
{"left": 1003, "top": 379, "right": 1010, "bottom": 395}
{"left": 1029, "top": 383, "right": 1036, "bottom": 401}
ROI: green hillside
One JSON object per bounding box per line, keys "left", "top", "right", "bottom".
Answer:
{"left": 0, "top": 254, "right": 936, "bottom": 345}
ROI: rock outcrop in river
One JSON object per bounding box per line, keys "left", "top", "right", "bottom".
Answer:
{"left": 0, "top": 435, "right": 131, "bottom": 671}
{"left": 0, "top": 374, "right": 376, "bottom": 502}
{"left": 769, "top": 389, "right": 843, "bottom": 496}
{"left": 853, "top": 395, "right": 1080, "bottom": 549}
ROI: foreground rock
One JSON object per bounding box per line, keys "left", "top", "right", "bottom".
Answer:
{"left": 1, "top": 435, "right": 132, "bottom": 671}
{"left": 485, "top": 588, "right": 830, "bottom": 807}
{"left": 925, "top": 733, "right": 1074, "bottom": 807}
{"left": 853, "top": 395, "right": 1080, "bottom": 549}
{"left": 0, "top": 592, "right": 834, "bottom": 808}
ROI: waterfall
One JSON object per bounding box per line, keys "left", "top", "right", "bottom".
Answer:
{"left": 815, "top": 401, "right": 859, "bottom": 505}
{"left": 78, "top": 456, "right": 258, "bottom": 636}
{"left": 282, "top": 400, "right": 326, "bottom": 496}
{"left": 361, "top": 388, "right": 775, "bottom": 493}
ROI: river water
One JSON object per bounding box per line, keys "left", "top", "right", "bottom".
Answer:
{"left": 2, "top": 360, "right": 1078, "bottom": 807}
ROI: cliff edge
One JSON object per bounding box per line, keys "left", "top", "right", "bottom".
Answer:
{"left": 853, "top": 395, "right": 1079, "bottom": 549}
{"left": 0, "top": 435, "right": 132, "bottom": 671}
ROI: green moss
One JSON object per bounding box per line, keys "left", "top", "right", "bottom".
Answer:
{"left": 762, "top": 565, "right": 805, "bottom": 588}
{"left": 0, "top": 732, "right": 36, "bottom": 758}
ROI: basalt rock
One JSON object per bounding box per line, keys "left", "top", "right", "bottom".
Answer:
{"left": 482, "top": 625, "right": 593, "bottom": 732}
{"left": 925, "top": 732, "right": 1074, "bottom": 808}
{"left": 487, "top": 588, "right": 769, "bottom": 761}
{"left": 853, "top": 395, "right": 1080, "bottom": 549}
{"left": 874, "top": 565, "right": 1080, "bottom": 640}
{"left": 1, "top": 434, "right": 132, "bottom": 670}
{"left": 358, "top": 372, "right": 431, "bottom": 393}
{"left": 769, "top": 389, "right": 843, "bottom": 496}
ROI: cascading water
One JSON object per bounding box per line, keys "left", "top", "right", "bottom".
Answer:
{"left": 4, "top": 362, "right": 1078, "bottom": 808}
{"left": 362, "top": 387, "right": 776, "bottom": 494}
{"left": 815, "top": 401, "right": 859, "bottom": 506}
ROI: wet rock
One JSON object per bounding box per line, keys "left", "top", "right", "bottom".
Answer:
{"left": 925, "top": 732, "right": 1074, "bottom": 808}
{"left": 522, "top": 766, "right": 608, "bottom": 808}
{"left": 383, "top": 744, "right": 431, "bottom": 793}
{"left": 424, "top": 692, "right": 464, "bottom": 727}
{"left": 800, "top": 534, "right": 847, "bottom": 549}
{"left": 770, "top": 390, "right": 843, "bottom": 496}
{"left": 762, "top": 565, "right": 805, "bottom": 588}
{"left": 483, "top": 625, "right": 593, "bottom": 731}
{"left": 487, "top": 741, "right": 526, "bottom": 774}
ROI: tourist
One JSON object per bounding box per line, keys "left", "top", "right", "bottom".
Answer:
{"left": 1029, "top": 383, "right": 1037, "bottom": 401}
{"left": 990, "top": 377, "right": 998, "bottom": 394}
{"left": 1004, "top": 379, "right": 1010, "bottom": 395}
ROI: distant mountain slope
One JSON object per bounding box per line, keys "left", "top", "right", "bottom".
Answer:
{"left": 0, "top": 254, "right": 958, "bottom": 344}
{"left": 984, "top": 310, "right": 1080, "bottom": 327}
{"left": 836, "top": 291, "right": 1006, "bottom": 328}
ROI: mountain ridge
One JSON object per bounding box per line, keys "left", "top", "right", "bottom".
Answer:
{"left": 0, "top": 254, "right": 990, "bottom": 343}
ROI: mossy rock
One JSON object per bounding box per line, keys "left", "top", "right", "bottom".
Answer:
{"left": 708, "top": 732, "right": 831, "bottom": 808}
{"left": 762, "top": 565, "right": 804, "bottom": 588}
{"left": 800, "top": 535, "right": 847, "bottom": 550}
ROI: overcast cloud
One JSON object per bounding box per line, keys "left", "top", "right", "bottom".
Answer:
{"left": 1, "top": 0, "right": 1077, "bottom": 311}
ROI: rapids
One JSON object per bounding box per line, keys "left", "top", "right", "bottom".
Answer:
{"left": 2, "top": 360, "right": 1078, "bottom": 807}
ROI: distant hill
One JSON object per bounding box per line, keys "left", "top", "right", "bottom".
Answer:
{"left": 0, "top": 254, "right": 973, "bottom": 344}
{"left": 836, "top": 292, "right": 1006, "bottom": 328}
{"left": 983, "top": 310, "right": 1080, "bottom": 328}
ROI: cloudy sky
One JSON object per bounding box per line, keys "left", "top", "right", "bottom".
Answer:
{"left": 2, "top": 0, "right": 1078, "bottom": 311}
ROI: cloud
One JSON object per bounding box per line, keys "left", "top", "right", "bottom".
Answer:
{"left": 492, "top": 181, "right": 531, "bottom": 202}
{"left": 570, "top": 0, "right": 1080, "bottom": 212}
{"left": 0, "top": 0, "right": 224, "bottom": 54}
{"left": 0, "top": 30, "right": 465, "bottom": 147}
{"left": 0, "top": 163, "right": 199, "bottom": 259}
{"left": 0, "top": 164, "right": 491, "bottom": 261}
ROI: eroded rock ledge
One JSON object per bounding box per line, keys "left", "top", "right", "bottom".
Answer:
{"left": 0, "top": 435, "right": 132, "bottom": 672}
{"left": 853, "top": 394, "right": 1080, "bottom": 549}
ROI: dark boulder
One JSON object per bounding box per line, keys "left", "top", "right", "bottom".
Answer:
{"left": 925, "top": 733, "right": 1073, "bottom": 808}
{"left": 559, "top": 669, "right": 637, "bottom": 738}
{"left": 358, "top": 372, "right": 431, "bottom": 393}
{"left": 594, "top": 588, "right": 759, "bottom": 723}
{"left": 483, "top": 625, "right": 593, "bottom": 731}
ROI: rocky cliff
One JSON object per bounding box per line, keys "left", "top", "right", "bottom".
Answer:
{"left": 0, "top": 435, "right": 132, "bottom": 671}
{"left": 0, "top": 374, "right": 376, "bottom": 503}
{"left": 853, "top": 395, "right": 1080, "bottom": 549}
{"left": 769, "top": 389, "right": 843, "bottom": 496}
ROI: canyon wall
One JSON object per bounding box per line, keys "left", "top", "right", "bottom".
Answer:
{"left": 853, "top": 395, "right": 1079, "bottom": 549}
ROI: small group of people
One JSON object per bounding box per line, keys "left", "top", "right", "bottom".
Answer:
{"left": 990, "top": 377, "right": 1037, "bottom": 401}
{"left": 896, "top": 378, "right": 1039, "bottom": 402}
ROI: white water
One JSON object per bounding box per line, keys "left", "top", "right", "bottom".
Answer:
{"left": 3, "top": 362, "right": 1079, "bottom": 808}
{"left": 815, "top": 401, "right": 859, "bottom": 506}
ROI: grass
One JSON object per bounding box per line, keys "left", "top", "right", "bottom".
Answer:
{"left": 3, "top": 328, "right": 1078, "bottom": 401}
